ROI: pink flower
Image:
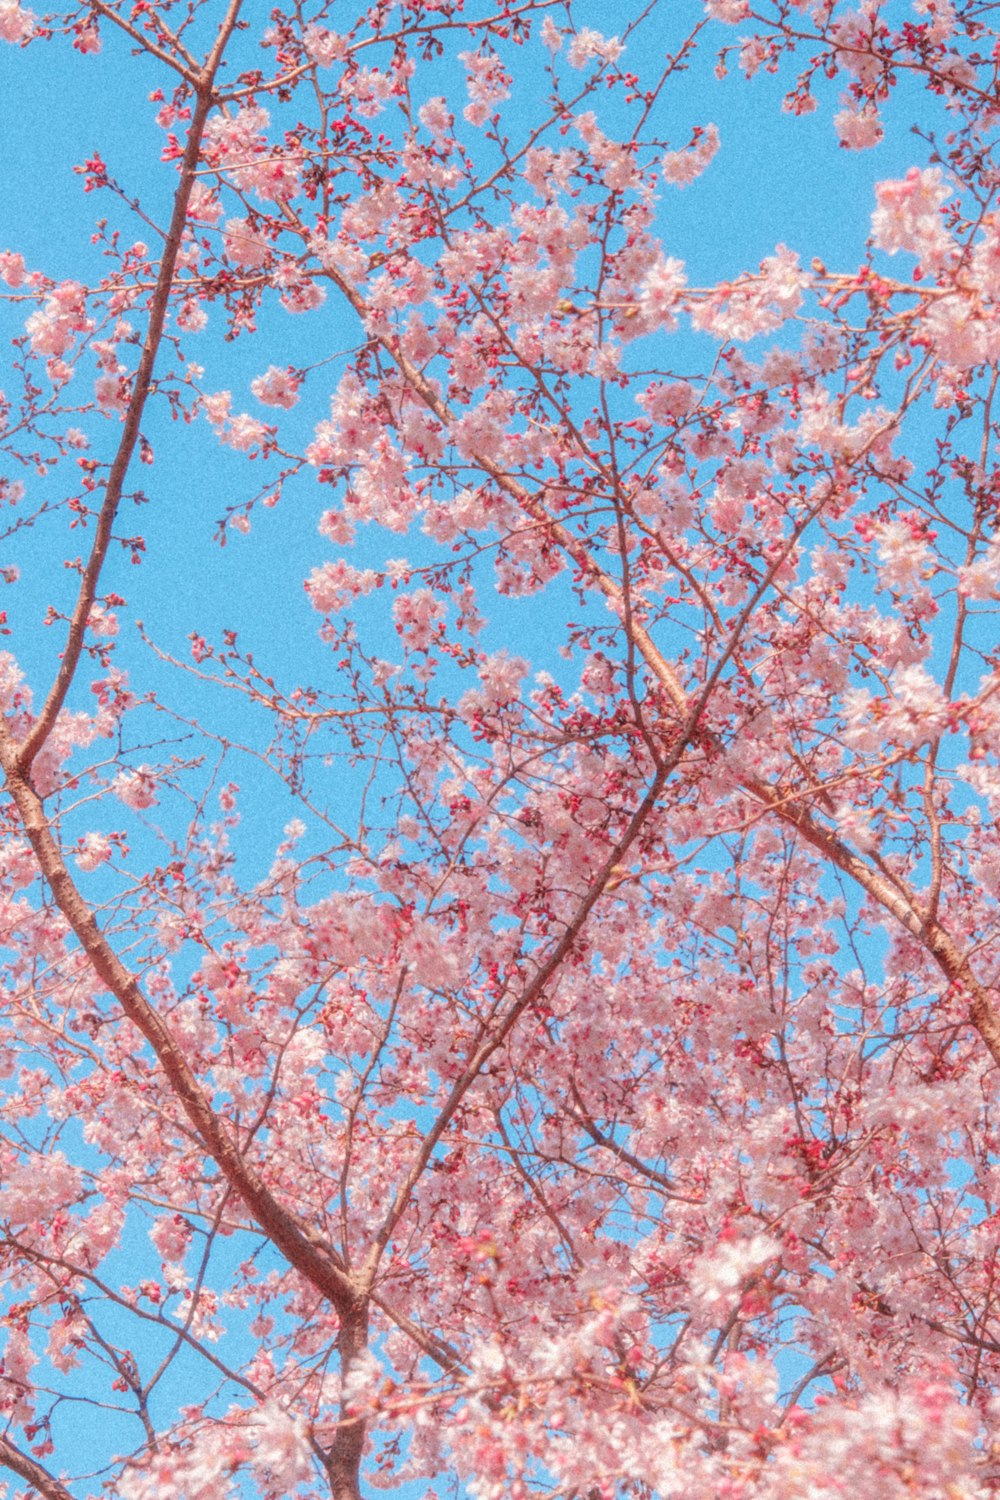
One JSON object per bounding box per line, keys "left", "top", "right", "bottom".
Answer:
{"left": 393, "top": 587, "right": 446, "bottom": 649}
{"left": 187, "top": 183, "right": 223, "bottom": 224}
{"left": 419, "top": 96, "right": 453, "bottom": 137}
{"left": 835, "top": 104, "right": 884, "bottom": 150}
{"left": 25, "top": 282, "right": 91, "bottom": 358}
{"left": 705, "top": 0, "right": 749, "bottom": 19}
{"left": 150, "top": 1213, "right": 191, "bottom": 1262}
{"left": 305, "top": 560, "right": 378, "bottom": 614}
{"left": 222, "top": 218, "right": 270, "bottom": 268}
{"left": 74, "top": 20, "right": 100, "bottom": 53}
{"left": 638, "top": 257, "right": 687, "bottom": 328}
{"left": 0, "top": 0, "right": 34, "bottom": 43}
{"left": 0, "top": 250, "right": 25, "bottom": 286}
{"left": 567, "top": 27, "right": 623, "bottom": 68}
{"left": 691, "top": 1233, "right": 780, "bottom": 1303}
{"left": 87, "top": 603, "right": 118, "bottom": 638}
{"left": 114, "top": 766, "right": 158, "bottom": 810}
{"left": 662, "top": 123, "right": 720, "bottom": 186}
{"left": 75, "top": 833, "right": 114, "bottom": 871}
{"left": 250, "top": 365, "right": 301, "bottom": 409}
{"left": 871, "top": 166, "right": 951, "bottom": 267}
{"left": 303, "top": 24, "right": 347, "bottom": 67}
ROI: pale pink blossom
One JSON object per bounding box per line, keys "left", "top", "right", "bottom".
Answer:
{"left": 691, "top": 1233, "right": 780, "bottom": 1302}
{"left": 459, "top": 47, "right": 511, "bottom": 126}
{"left": 305, "top": 560, "right": 379, "bottom": 614}
{"left": 87, "top": 603, "right": 118, "bottom": 638}
{"left": 540, "top": 15, "right": 562, "bottom": 51}
{"left": 419, "top": 96, "right": 453, "bottom": 137}
{"left": 704, "top": 0, "right": 749, "bottom": 18}
{"left": 75, "top": 833, "right": 114, "bottom": 871}
{"left": 835, "top": 103, "right": 884, "bottom": 149}
{"left": 222, "top": 218, "right": 270, "bottom": 268}
{"left": 638, "top": 256, "right": 687, "bottom": 328}
{"left": 74, "top": 21, "right": 100, "bottom": 53}
{"left": 0, "top": 250, "right": 25, "bottom": 285}
{"left": 567, "top": 27, "right": 623, "bottom": 68}
{"left": 637, "top": 380, "right": 697, "bottom": 423}
{"left": 150, "top": 1213, "right": 191, "bottom": 1262}
{"left": 223, "top": 413, "right": 269, "bottom": 451}
{"left": 95, "top": 372, "right": 127, "bottom": 412}
{"left": 393, "top": 587, "right": 446, "bottom": 649}
{"left": 279, "top": 276, "right": 325, "bottom": 315}
{"left": 958, "top": 538, "right": 1000, "bottom": 599}
{"left": 0, "top": 1152, "right": 81, "bottom": 1221}
{"left": 476, "top": 652, "right": 529, "bottom": 707}
{"left": 250, "top": 364, "right": 301, "bottom": 409}
{"left": 187, "top": 182, "right": 223, "bottom": 224}
{"left": 248, "top": 1401, "right": 312, "bottom": 1490}
{"left": 25, "top": 281, "right": 91, "bottom": 359}
{"left": 0, "top": 0, "right": 33, "bottom": 42}
{"left": 114, "top": 766, "right": 159, "bottom": 810}
{"left": 871, "top": 166, "right": 952, "bottom": 267}
{"left": 303, "top": 24, "right": 346, "bottom": 66}
{"left": 662, "top": 123, "right": 720, "bottom": 186}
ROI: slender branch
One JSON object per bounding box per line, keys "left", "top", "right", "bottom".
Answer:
{"left": 15, "top": 4, "right": 238, "bottom": 773}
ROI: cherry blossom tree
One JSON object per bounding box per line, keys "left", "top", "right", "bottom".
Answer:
{"left": 4, "top": 0, "right": 1000, "bottom": 1496}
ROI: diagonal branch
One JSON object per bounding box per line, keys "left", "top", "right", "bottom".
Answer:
{"left": 0, "top": 1434, "right": 76, "bottom": 1500}
{"left": 0, "top": 716, "right": 358, "bottom": 1321}
{"left": 15, "top": 2, "right": 241, "bottom": 774}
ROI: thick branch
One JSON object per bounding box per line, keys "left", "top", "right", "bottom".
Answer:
{"left": 0, "top": 747, "right": 358, "bottom": 1316}
{"left": 0, "top": 1434, "right": 76, "bottom": 1500}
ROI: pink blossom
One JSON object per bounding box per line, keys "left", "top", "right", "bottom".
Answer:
{"left": 835, "top": 103, "right": 884, "bottom": 149}
{"left": 250, "top": 364, "right": 301, "bottom": 409}
{"left": 248, "top": 1401, "right": 312, "bottom": 1490}
{"left": 691, "top": 1233, "right": 780, "bottom": 1302}
{"left": 540, "top": 16, "right": 562, "bottom": 51}
{"left": 87, "top": 603, "right": 119, "bottom": 638}
{"left": 662, "top": 123, "right": 720, "bottom": 186}
{"left": 476, "top": 652, "right": 529, "bottom": 707}
{"left": 187, "top": 183, "right": 223, "bottom": 224}
{"left": 74, "top": 21, "right": 100, "bottom": 53}
{"left": 278, "top": 276, "right": 325, "bottom": 315}
{"left": 566, "top": 27, "right": 623, "bottom": 68}
{"left": 201, "top": 390, "right": 232, "bottom": 428}
{"left": 638, "top": 256, "right": 687, "bottom": 328}
{"left": 303, "top": 24, "right": 346, "bottom": 66}
{"left": 150, "top": 1213, "right": 191, "bottom": 1262}
{"left": 0, "top": 250, "right": 25, "bottom": 286}
{"left": 0, "top": 1152, "right": 81, "bottom": 1221}
{"left": 25, "top": 281, "right": 91, "bottom": 358}
{"left": 114, "top": 766, "right": 158, "bottom": 810}
{"left": 704, "top": 0, "right": 749, "bottom": 19}
{"left": 459, "top": 48, "right": 511, "bottom": 125}
{"left": 305, "top": 559, "right": 379, "bottom": 614}
{"left": 871, "top": 166, "right": 952, "bottom": 267}
{"left": 0, "top": 0, "right": 33, "bottom": 43}
{"left": 418, "top": 96, "right": 453, "bottom": 138}
{"left": 223, "top": 413, "right": 269, "bottom": 451}
{"left": 95, "top": 372, "right": 128, "bottom": 412}
{"left": 222, "top": 218, "right": 270, "bottom": 268}
{"left": 75, "top": 833, "right": 114, "bottom": 871}
{"left": 637, "top": 380, "right": 696, "bottom": 423}
{"left": 393, "top": 587, "right": 446, "bottom": 649}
